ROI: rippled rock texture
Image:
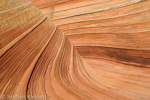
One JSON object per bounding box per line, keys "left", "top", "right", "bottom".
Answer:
{"left": 0, "top": 0, "right": 150, "bottom": 100}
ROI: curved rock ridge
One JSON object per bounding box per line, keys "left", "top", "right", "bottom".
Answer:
{"left": 29, "top": 0, "right": 150, "bottom": 99}
{"left": 0, "top": 0, "right": 150, "bottom": 100}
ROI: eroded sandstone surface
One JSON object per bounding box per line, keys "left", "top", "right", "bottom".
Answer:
{"left": 0, "top": 0, "right": 150, "bottom": 100}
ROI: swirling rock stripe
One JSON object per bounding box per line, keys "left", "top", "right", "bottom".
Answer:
{"left": 0, "top": 0, "right": 150, "bottom": 100}
{"left": 29, "top": 0, "right": 150, "bottom": 100}
{"left": 0, "top": 0, "right": 129, "bottom": 100}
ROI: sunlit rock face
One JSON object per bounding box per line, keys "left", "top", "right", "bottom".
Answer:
{"left": 0, "top": 0, "right": 150, "bottom": 100}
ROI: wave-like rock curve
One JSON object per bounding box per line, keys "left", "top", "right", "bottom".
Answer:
{"left": 0, "top": 0, "right": 150, "bottom": 100}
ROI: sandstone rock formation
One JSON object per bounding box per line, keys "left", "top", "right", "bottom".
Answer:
{"left": 0, "top": 0, "right": 150, "bottom": 100}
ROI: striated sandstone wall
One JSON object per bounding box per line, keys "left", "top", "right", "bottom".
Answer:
{"left": 0, "top": 0, "right": 150, "bottom": 100}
